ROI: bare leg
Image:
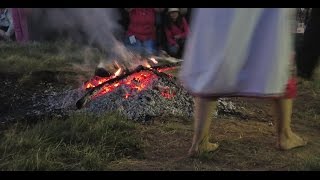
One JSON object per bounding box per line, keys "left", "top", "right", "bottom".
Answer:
{"left": 188, "top": 97, "right": 219, "bottom": 156}
{"left": 272, "top": 98, "right": 307, "bottom": 150}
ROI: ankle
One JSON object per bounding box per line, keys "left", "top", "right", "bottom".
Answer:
{"left": 278, "top": 129, "right": 293, "bottom": 139}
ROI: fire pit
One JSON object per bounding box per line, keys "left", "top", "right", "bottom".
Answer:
{"left": 75, "top": 58, "right": 191, "bottom": 121}
{"left": 0, "top": 57, "right": 245, "bottom": 125}
{"left": 73, "top": 57, "right": 244, "bottom": 121}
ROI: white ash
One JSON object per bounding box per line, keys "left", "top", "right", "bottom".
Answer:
{"left": 16, "top": 76, "right": 244, "bottom": 122}
{"left": 78, "top": 77, "right": 193, "bottom": 121}
{"left": 75, "top": 76, "right": 243, "bottom": 121}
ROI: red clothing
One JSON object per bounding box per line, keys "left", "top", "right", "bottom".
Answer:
{"left": 165, "top": 17, "right": 189, "bottom": 46}
{"left": 127, "top": 8, "right": 156, "bottom": 41}
{"left": 284, "top": 77, "right": 297, "bottom": 98}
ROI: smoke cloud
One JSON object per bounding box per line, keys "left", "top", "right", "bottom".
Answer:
{"left": 30, "top": 8, "right": 133, "bottom": 65}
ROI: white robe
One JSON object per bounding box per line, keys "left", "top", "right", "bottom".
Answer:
{"left": 180, "top": 8, "right": 294, "bottom": 97}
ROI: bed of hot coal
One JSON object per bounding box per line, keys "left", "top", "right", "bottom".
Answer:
{"left": 0, "top": 67, "right": 247, "bottom": 126}
{"left": 79, "top": 68, "right": 193, "bottom": 121}
{"left": 73, "top": 66, "right": 246, "bottom": 121}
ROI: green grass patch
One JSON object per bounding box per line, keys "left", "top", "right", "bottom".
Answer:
{"left": 0, "top": 41, "right": 103, "bottom": 75}
{"left": 0, "top": 112, "right": 143, "bottom": 170}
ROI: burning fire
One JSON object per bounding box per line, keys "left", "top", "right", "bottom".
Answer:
{"left": 114, "top": 68, "right": 122, "bottom": 76}
{"left": 84, "top": 61, "right": 177, "bottom": 99}
{"left": 149, "top": 57, "right": 158, "bottom": 64}
{"left": 143, "top": 61, "right": 151, "bottom": 68}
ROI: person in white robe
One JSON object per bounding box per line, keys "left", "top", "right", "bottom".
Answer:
{"left": 180, "top": 8, "right": 307, "bottom": 156}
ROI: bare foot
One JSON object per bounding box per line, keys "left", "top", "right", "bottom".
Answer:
{"left": 278, "top": 132, "right": 307, "bottom": 150}
{"left": 188, "top": 142, "right": 219, "bottom": 157}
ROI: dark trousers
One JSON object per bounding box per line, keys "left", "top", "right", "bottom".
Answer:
{"left": 296, "top": 8, "right": 320, "bottom": 79}
{"left": 167, "top": 39, "right": 186, "bottom": 58}
{"left": 0, "top": 26, "right": 15, "bottom": 40}
{"left": 156, "top": 11, "right": 167, "bottom": 51}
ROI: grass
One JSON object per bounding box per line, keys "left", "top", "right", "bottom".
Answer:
{"left": 0, "top": 113, "right": 143, "bottom": 170}
{"left": 1, "top": 41, "right": 320, "bottom": 170}
{"left": 0, "top": 41, "right": 105, "bottom": 86}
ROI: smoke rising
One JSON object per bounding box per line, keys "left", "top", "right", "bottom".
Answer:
{"left": 30, "top": 8, "right": 133, "bottom": 65}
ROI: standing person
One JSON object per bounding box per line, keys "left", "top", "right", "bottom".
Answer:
{"left": 164, "top": 8, "right": 190, "bottom": 58}
{"left": 180, "top": 8, "right": 307, "bottom": 156}
{"left": 125, "top": 8, "right": 163, "bottom": 57}
{"left": 11, "top": 8, "right": 30, "bottom": 43}
{"left": 296, "top": 8, "right": 320, "bottom": 80}
{"left": 155, "top": 8, "right": 167, "bottom": 54}
{"left": 0, "top": 8, "right": 15, "bottom": 41}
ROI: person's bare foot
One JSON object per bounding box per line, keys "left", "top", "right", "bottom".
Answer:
{"left": 278, "top": 132, "right": 307, "bottom": 150}
{"left": 188, "top": 142, "right": 219, "bottom": 157}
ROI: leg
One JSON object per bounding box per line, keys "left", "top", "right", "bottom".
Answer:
{"left": 188, "top": 97, "right": 219, "bottom": 156}
{"left": 167, "top": 44, "right": 179, "bottom": 57}
{"left": 124, "top": 36, "right": 143, "bottom": 54}
{"left": 155, "top": 12, "right": 164, "bottom": 52}
{"left": 272, "top": 98, "right": 307, "bottom": 150}
{"left": 0, "top": 26, "right": 8, "bottom": 41}
{"left": 177, "top": 39, "right": 186, "bottom": 58}
{"left": 19, "top": 9, "right": 29, "bottom": 42}
{"left": 12, "top": 8, "right": 29, "bottom": 43}
{"left": 142, "top": 39, "right": 156, "bottom": 56}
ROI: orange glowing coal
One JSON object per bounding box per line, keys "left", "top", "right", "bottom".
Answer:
{"left": 84, "top": 64, "right": 177, "bottom": 99}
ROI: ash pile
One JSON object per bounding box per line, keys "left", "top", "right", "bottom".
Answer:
{"left": 17, "top": 57, "right": 246, "bottom": 122}
{"left": 38, "top": 88, "right": 242, "bottom": 122}
{"left": 78, "top": 75, "right": 193, "bottom": 121}
{"left": 76, "top": 74, "right": 243, "bottom": 122}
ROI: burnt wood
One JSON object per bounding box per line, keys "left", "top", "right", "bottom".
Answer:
{"left": 76, "top": 63, "right": 181, "bottom": 109}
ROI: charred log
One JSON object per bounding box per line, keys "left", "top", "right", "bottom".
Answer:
{"left": 94, "top": 67, "right": 111, "bottom": 77}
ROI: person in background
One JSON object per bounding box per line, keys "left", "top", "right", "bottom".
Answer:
{"left": 11, "top": 8, "right": 31, "bottom": 43}
{"left": 164, "top": 8, "right": 190, "bottom": 58}
{"left": 124, "top": 8, "right": 164, "bottom": 57}
{"left": 180, "top": 8, "right": 307, "bottom": 157}
{"left": 296, "top": 8, "right": 320, "bottom": 80}
{"left": 0, "top": 8, "right": 15, "bottom": 41}
{"left": 155, "top": 8, "right": 167, "bottom": 54}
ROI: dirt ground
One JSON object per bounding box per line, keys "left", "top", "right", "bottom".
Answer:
{"left": 107, "top": 69, "right": 320, "bottom": 171}
{"left": 108, "top": 92, "right": 320, "bottom": 170}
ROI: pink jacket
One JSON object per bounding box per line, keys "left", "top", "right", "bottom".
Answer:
{"left": 165, "top": 17, "right": 189, "bottom": 46}
{"left": 11, "top": 8, "right": 29, "bottom": 43}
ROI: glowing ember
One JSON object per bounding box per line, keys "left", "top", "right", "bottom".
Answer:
{"left": 85, "top": 76, "right": 113, "bottom": 89}
{"left": 84, "top": 66, "right": 178, "bottom": 99}
{"left": 145, "top": 63, "right": 151, "bottom": 68}
{"left": 114, "top": 68, "right": 122, "bottom": 76}
{"left": 158, "top": 67, "right": 175, "bottom": 73}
